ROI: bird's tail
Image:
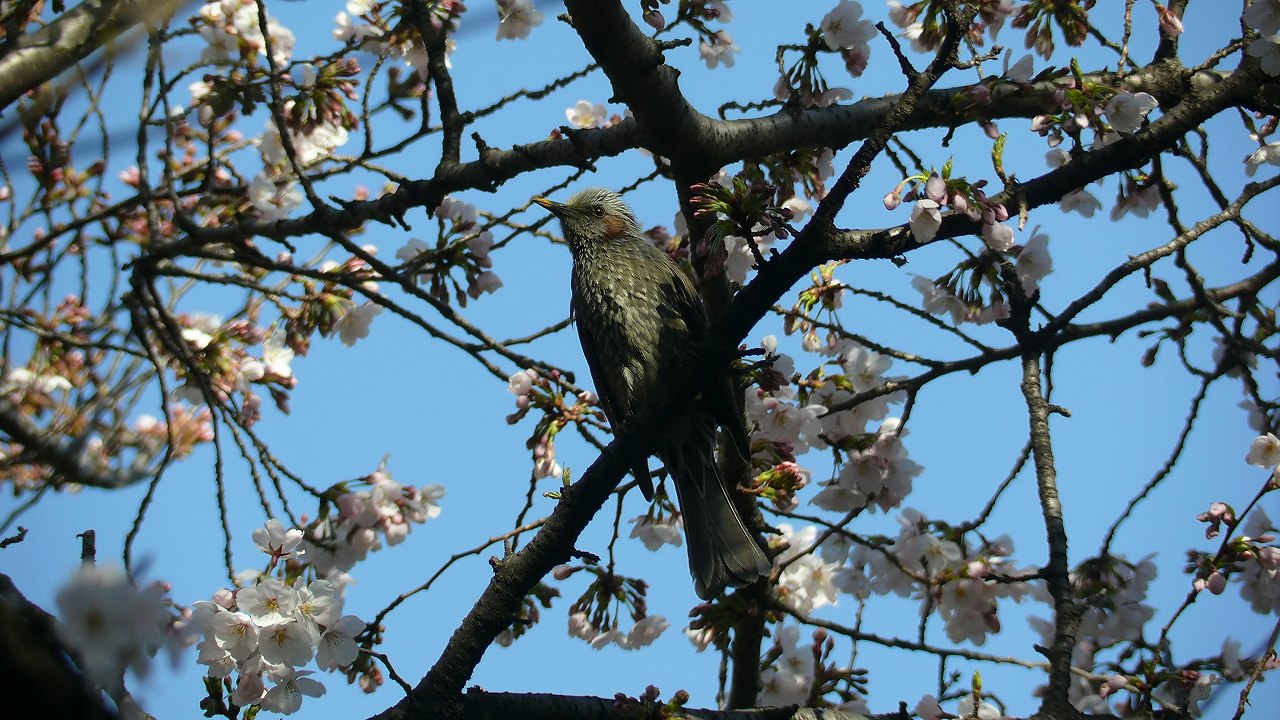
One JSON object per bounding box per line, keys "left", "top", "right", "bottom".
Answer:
{"left": 663, "top": 421, "right": 772, "bottom": 600}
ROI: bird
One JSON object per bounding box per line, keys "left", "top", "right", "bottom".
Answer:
{"left": 534, "top": 187, "right": 771, "bottom": 600}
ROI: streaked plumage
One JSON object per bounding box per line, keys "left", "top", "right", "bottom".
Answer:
{"left": 535, "top": 187, "right": 770, "bottom": 599}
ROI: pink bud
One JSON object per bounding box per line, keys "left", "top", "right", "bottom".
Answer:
{"left": 1157, "top": 7, "right": 1183, "bottom": 37}
{"left": 1207, "top": 571, "right": 1226, "bottom": 594}
{"left": 883, "top": 191, "right": 902, "bottom": 210}
{"left": 925, "top": 174, "right": 947, "bottom": 204}
{"left": 642, "top": 10, "right": 665, "bottom": 31}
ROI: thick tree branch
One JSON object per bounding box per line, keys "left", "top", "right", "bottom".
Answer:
{"left": 371, "top": 431, "right": 645, "bottom": 720}
{"left": 0, "top": 0, "right": 182, "bottom": 110}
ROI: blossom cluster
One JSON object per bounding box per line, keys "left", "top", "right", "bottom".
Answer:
{"left": 334, "top": 0, "right": 465, "bottom": 80}
{"left": 772, "top": 0, "right": 876, "bottom": 106}
{"left": 188, "top": 519, "right": 367, "bottom": 715}
{"left": 761, "top": 513, "right": 1030, "bottom": 705}
{"left": 740, "top": 332, "right": 917, "bottom": 519}
{"left": 568, "top": 611, "right": 670, "bottom": 650}
{"left": 557, "top": 565, "right": 669, "bottom": 650}
{"left": 396, "top": 196, "right": 502, "bottom": 307}
{"left": 299, "top": 458, "right": 446, "bottom": 575}
{"left": 171, "top": 312, "right": 298, "bottom": 419}
{"left": 883, "top": 164, "right": 1054, "bottom": 319}
{"left": 56, "top": 565, "right": 184, "bottom": 695}
{"left": 1180, "top": 434, "right": 1280, "bottom": 614}
{"left": 0, "top": 298, "right": 223, "bottom": 491}
{"left": 506, "top": 367, "right": 602, "bottom": 480}
{"left": 757, "top": 622, "right": 867, "bottom": 712}
{"left": 191, "top": 1, "right": 355, "bottom": 225}
{"left": 180, "top": 460, "right": 442, "bottom": 713}
{"left": 887, "top": 0, "right": 1015, "bottom": 55}
{"left": 845, "top": 512, "right": 1031, "bottom": 645}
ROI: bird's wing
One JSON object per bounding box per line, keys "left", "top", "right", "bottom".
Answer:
{"left": 573, "top": 292, "right": 653, "bottom": 499}
{"left": 572, "top": 292, "right": 627, "bottom": 424}
{"left": 659, "top": 264, "right": 752, "bottom": 459}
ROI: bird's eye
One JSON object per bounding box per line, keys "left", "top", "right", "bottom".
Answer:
{"left": 591, "top": 205, "right": 605, "bottom": 217}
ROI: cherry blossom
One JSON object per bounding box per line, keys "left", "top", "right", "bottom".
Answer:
{"left": 253, "top": 518, "right": 304, "bottom": 562}
{"left": 629, "top": 513, "right": 684, "bottom": 550}
{"left": 260, "top": 667, "right": 326, "bottom": 715}
{"left": 745, "top": 386, "right": 824, "bottom": 452}
{"left": 915, "top": 694, "right": 944, "bottom": 720}
{"left": 565, "top": 100, "right": 608, "bottom": 129}
{"left": 1, "top": 367, "right": 72, "bottom": 395}
{"left": 237, "top": 577, "right": 299, "bottom": 625}
{"left": 508, "top": 368, "right": 537, "bottom": 396}
{"left": 772, "top": 524, "right": 840, "bottom": 613}
{"left": 912, "top": 275, "right": 970, "bottom": 324}
{"left": 1015, "top": 228, "right": 1052, "bottom": 294}
{"left": 909, "top": 199, "right": 942, "bottom": 242}
{"left": 1157, "top": 6, "right": 1184, "bottom": 37}
{"left": 317, "top": 615, "right": 367, "bottom": 669}
{"left": 626, "top": 615, "right": 669, "bottom": 648}
{"left": 1104, "top": 92, "right": 1159, "bottom": 134}
{"left": 1247, "top": 433, "right": 1280, "bottom": 468}
{"left": 1246, "top": 141, "right": 1280, "bottom": 176}
{"left": 248, "top": 173, "right": 303, "bottom": 221}
{"left": 294, "top": 579, "right": 342, "bottom": 633}
{"left": 259, "top": 118, "right": 350, "bottom": 168}
{"left": 958, "top": 696, "right": 1002, "bottom": 719}
{"left": 1001, "top": 49, "right": 1033, "bottom": 83}
{"left": 197, "top": 1, "right": 296, "bottom": 68}
{"left": 495, "top": 0, "right": 543, "bottom": 40}
{"left": 1110, "top": 182, "right": 1161, "bottom": 220}
{"left": 1249, "top": 33, "right": 1280, "bottom": 75}
{"left": 982, "top": 221, "right": 1015, "bottom": 251}
{"left": 335, "top": 302, "right": 383, "bottom": 346}
{"left": 723, "top": 228, "right": 775, "bottom": 283}
{"left": 1059, "top": 187, "right": 1102, "bottom": 217}
{"left": 56, "top": 565, "right": 174, "bottom": 690}
{"left": 210, "top": 611, "right": 260, "bottom": 661}
{"left": 1246, "top": 0, "right": 1280, "bottom": 35}
{"left": 821, "top": 1, "right": 876, "bottom": 53}
{"left": 757, "top": 624, "right": 815, "bottom": 706}
{"left": 699, "top": 30, "right": 740, "bottom": 69}
{"left": 1153, "top": 672, "right": 1223, "bottom": 718}
{"left": 261, "top": 335, "right": 295, "bottom": 379}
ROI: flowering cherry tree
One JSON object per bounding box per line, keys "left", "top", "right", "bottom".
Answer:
{"left": 1, "top": 1, "right": 1278, "bottom": 719}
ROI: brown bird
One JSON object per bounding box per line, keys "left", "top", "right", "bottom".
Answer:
{"left": 535, "top": 187, "right": 771, "bottom": 599}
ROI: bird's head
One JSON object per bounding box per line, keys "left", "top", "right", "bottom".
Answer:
{"left": 534, "top": 187, "right": 640, "bottom": 251}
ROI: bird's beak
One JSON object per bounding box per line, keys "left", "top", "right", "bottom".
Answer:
{"left": 533, "top": 197, "right": 568, "bottom": 217}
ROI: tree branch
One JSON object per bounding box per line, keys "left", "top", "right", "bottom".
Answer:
{"left": 0, "top": 0, "right": 182, "bottom": 110}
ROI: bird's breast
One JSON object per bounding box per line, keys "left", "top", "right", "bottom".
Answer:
{"left": 572, "top": 247, "right": 689, "bottom": 408}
